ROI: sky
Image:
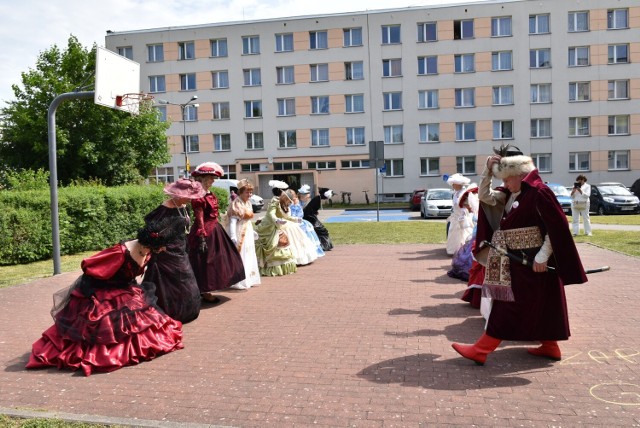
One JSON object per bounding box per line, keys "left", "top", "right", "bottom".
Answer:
{"left": 0, "top": 0, "right": 486, "bottom": 109}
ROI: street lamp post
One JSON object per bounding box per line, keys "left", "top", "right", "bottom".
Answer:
{"left": 160, "top": 95, "right": 199, "bottom": 178}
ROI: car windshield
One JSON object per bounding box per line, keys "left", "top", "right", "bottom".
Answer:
{"left": 427, "top": 190, "right": 453, "bottom": 200}
{"left": 599, "top": 186, "right": 633, "bottom": 196}
{"left": 547, "top": 184, "right": 570, "bottom": 196}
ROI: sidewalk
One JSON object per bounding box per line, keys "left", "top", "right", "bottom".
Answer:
{"left": 1, "top": 242, "right": 639, "bottom": 427}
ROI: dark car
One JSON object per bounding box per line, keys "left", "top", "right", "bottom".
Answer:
{"left": 409, "top": 189, "right": 426, "bottom": 211}
{"left": 631, "top": 178, "right": 640, "bottom": 198}
{"left": 590, "top": 184, "right": 640, "bottom": 215}
{"left": 546, "top": 183, "right": 571, "bottom": 214}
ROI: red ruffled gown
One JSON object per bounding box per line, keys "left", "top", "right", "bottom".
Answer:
{"left": 26, "top": 244, "right": 184, "bottom": 376}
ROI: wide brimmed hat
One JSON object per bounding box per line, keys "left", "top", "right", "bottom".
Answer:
{"left": 269, "top": 179, "right": 289, "bottom": 190}
{"left": 298, "top": 184, "right": 311, "bottom": 194}
{"left": 191, "top": 162, "right": 224, "bottom": 177}
{"left": 163, "top": 178, "right": 206, "bottom": 199}
{"left": 492, "top": 155, "right": 536, "bottom": 179}
{"left": 447, "top": 173, "right": 471, "bottom": 186}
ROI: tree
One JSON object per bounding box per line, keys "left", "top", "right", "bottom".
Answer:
{"left": 0, "top": 36, "right": 170, "bottom": 186}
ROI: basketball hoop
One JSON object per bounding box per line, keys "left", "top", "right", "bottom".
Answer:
{"left": 115, "top": 92, "right": 155, "bottom": 115}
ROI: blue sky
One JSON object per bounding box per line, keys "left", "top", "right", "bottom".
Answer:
{"left": 0, "top": 0, "right": 485, "bottom": 109}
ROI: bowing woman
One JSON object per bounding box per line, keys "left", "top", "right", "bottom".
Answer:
{"left": 302, "top": 190, "right": 334, "bottom": 251}
{"left": 26, "top": 218, "right": 185, "bottom": 376}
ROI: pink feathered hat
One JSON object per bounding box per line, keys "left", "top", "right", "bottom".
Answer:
{"left": 191, "top": 162, "right": 225, "bottom": 177}
{"left": 163, "top": 178, "right": 206, "bottom": 199}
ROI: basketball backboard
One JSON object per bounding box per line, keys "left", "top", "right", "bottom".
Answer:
{"left": 95, "top": 47, "right": 142, "bottom": 114}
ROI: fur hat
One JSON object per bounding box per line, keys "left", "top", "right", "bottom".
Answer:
{"left": 191, "top": 162, "right": 224, "bottom": 177}
{"left": 163, "top": 178, "right": 206, "bottom": 199}
{"left": 447, "top": 173, "right": 471, "bottom": 186}
{"left": 492, "top": 155, "right": 536, "bottom": 179}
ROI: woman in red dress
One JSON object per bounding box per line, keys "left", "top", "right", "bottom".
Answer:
{"left": 26, "top": 218, "right": 184, "bottom": 376}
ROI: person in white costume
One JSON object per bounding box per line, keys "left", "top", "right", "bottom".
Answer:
{"left": 446, "top": 173, "right": 474, "bottom": 256}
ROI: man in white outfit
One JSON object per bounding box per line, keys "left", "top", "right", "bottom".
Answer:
{"left": 570, "top": 174, "right": 592, "bottom": 236}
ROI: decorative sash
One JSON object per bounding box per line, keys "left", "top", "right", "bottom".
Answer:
{"left": 482, "top": 226, "right": 543, "bottom": 302}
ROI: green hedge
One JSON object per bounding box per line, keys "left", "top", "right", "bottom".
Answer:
{"left": 0, "top": 184, "right": 229, "bottom": 266}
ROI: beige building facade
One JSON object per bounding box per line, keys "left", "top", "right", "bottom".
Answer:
{"left": 105, "top": 0, "right": 640, "bottom": 202}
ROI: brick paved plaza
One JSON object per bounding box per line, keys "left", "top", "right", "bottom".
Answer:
{"left": 1, "top": 243, "right": 639, "bottom": 427}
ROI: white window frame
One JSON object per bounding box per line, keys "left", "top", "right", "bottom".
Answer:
{"left": 419, "top": 123, "right": 440, "bottom": 143}
{"left": 277, "top": 98, "right": 295, "bottom": 116}
{"left": 184, "top": 135, "right": 199, "bottom": 153}
{"left": 311, "top": 96, "right": 330, "bottom": 115}
{"left": 454, "top": 54, "right": 475, "bottom": 73}
{"left": 178, "top": 41, "right": 195, "bottom": 60}
{"left": 492, "top": 86, "right": 514, "bottom": 105}
{"left": 211, "top": 71, "right": 229, "bottom": 89}
{"left": 568, "top": 11, "right": 589, "bottom": 32}
{"left": 383, "top": 92, "right": 402, "bottom": 111}
{"left": 417, "top": 56, "right": 437, "bottom": 75}
{"left": 608, "top": 80, "right": 629, "bottom": 100}
{"left": 275, "top": 33, "right": 293, "bottom": 52}
{"left": 246, "top": 132, "right": 264, "bottom": 150}
{"left": 345, "top": 61, "right": 364, "bottom": 80}
{"left": 418, "top": 90, "right": 439, "bottom": 109}
{"left": 569, "top": 82, "right": 590, "bottom": 102}
{"left": 493, "top": 120, "right": 514, "bottom": 140}
{"left": 244, "top": 100, "right": 262, "bottom": 118}
{"left": 384, "top": 125, "right": 404, "bottom": 144}
{"left": 608, "top": 44, "right": 629, "bottom": 64}
{"left": 210, "top": 38, "right": 228, "bottom": 57}
{"left": 183, "top": 104, "right": 197, "bottom": 122}
{"left": 492, "top": 51, "right": 513, "bottom": 71}
{"left": 384, "top": 159, "right": 404, "bottom": 177}
{"left": 569, "top": 117, "right": 590, "bottom": 137}
{"left": 310, "top": 31, "right": 328, "bottom": 49}
{"left": 417, "top": 22, "right": 437, "bottom": 42}
{"left": 529, "top": 14, "right": 550, "bottom": 34}
{"left": 420, "top": 157, "right": 440, "bottom": 176}
{"left": 608, "top": 150, "right": 629, "bottom": 170}
{"left": 569, "top": 152, "right": 590, "bottom": 172}
{"left": 607, "top": 9, "right": 628, "bottom": 30}
{"left": 212, "top": 102, "right": 230, "bottom": 120}
{"left": 311, "top": 129, "right": 330, "bottom": 147}
{"left": 310, "top": 63, "right": 329, "bottom": 82}
{"left": 455, "top": 122, "right": 476, "bottom": 141}
{"left": 345, "top": 94, "right": 364, "bottom": 113}
{"left": 454, "top": 19, "right": 474, "bottom": 39}
{"left": 383, "top": 59, "right": 402, "bottom": 77}
{"left": 455, "top": 88, "right": 475, "bottom": 108}
{"left": 531, "top": 119, "right": 552, "bottom": 138}
{"left": 118, "top": 46, "right": 133, "bottom": 60}
{"left": 276, "top": 66, "right": 294, "bottom": 84}
{"left": 530, "top": 49, "right": 551, "bottom": 68}
{"left": 532, "top": 153, "right": 552, "bottom": 173}
{"left": 346, "top": 127, "right": 366, "bottom": 146}
{"left": 569, "top": 46, "right": 590, "bottom": 66}
{"left": 213, "top": 134, "right": 231, "bottom": 152}
{"left": 341, "top": 159, "right": 370, "bottom": 169}
{"left": 530, "top": 83, "right": 552, "bottom": 104}
{"left": 491, "top": 16, "right": 512, "bottom": 37}
{"left": 180, "top": 73, "right": 196, "bottom": 91}
{"left": 608, "top": 115, "right": 630, "bottom": 135}
{"left": 343, "top": 28, "right": 362, "bottom": 47}
{"left": 278, "top": 130, "right": 297, "bottom": 149}
{"left": 242, "top": 36, "right": 260, "bottom": 55}
{"left": 382, "top": 25, "right": 401, "bottom": 44}
{"left": 243, "top": 68, "right": 261, "bottom": 86}
{"left": 147, "top": 44, "right": 164, "bottom": 62}
{"left": 456, "top": 156, "right": 476, "bottom": 175}
{"left": 149, "top": 75, "right": 166, "bottom": 93}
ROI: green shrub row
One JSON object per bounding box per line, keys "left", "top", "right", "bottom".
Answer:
{"left": 0, "top": 184, "right": 229, "bottom": 266}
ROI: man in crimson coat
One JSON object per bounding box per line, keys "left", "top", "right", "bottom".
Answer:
{"left": 452, "top": 151, "right": 588, "bottom": 365}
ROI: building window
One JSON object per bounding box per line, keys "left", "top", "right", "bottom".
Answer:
{"left": 346, "top": 127, "right": 365, "bottom": 146}
{"left": 384, "top": 159, "right": 404, "bottom": 177}
{"left": 418, "top": 90, "right": 439, "bottom": 109}
{"left": 148, "top": 167, "right": 175, "bottom": 184}
{"left": 210, "top": 38, "right": 228, "bottom": 57}
{"left": 608, "top": 80, "right": 629, "bottom": 100}
{"left": 147, "top": 44, "right": 163, "bottom": 62}
{"left": 246, "top": 132, "right": 264, "bottom": 150}
{"left": 420, "top": 157, "right": 440, "bottom": 176}
{"left": 345, "top": 94, "right": 364, "bottom": 113}
{"left": 276, "top": 66, "right": 294, "bottom": 84}
{"left": 308, "top": 161, "right": 336, "bottom": 170}
{"left": 492, "top": 16, "right": 512, "bottom": 37}
{"left": 311, "top": 96, "right": 330, "bottom": 114}
{"left": 244, "top": 100, "right": 262, "bottom": 118}
{"left": 608, "top": 115, "right": 630, "bottom": 135}
{"left": 213, "top": 134, "right": 231, "bottom": 151}
{"left": 492, "top": 51, "right": 513, "bottom": 71}
{"left": 149, "top": 76, "right": 166, "bottom": 93}
{"left": 180, "top": 73, "right": 196, "bottom": 91}
{"left": 454, "top": 54, "right": 475, "bottom": 73}
{"left": 211, "top": 71, "right": 229, "bottom": 89}
{"left": 457, "top": 156, "right": 476, "bottom": 174}
{"left": 384, "top": 125, "right": 403, "bottom": 144}
{"left": 568, "top": 11, "right": 589, "bottom": 32}
{"left": 531, "top": 83, "right": 552, "bottom": 103}
{"left": 341, "top": 159, "right": 370, "bottom": 168}
{"left": 310, "top": 31, "right": 328, "bottom": 49}
{"left": 531, "top": 119, "right": 552, "bottom": 138}
{"left": 532, "top": 153, "right": 552, "bottom": 173}
{"left": 343, "top": 28, "right": 362, "bottom": 47}
{"left": 607, "top": 9, "right": 628, "bottom": 29}
{"left": 383, "top": 92, "right": 402, "bottom": 111}
{"left": 419, "top": 123, "right": 439, "bottom": 143}
{"left": 311, "top": 129, "right": 330, "bottom": 147}
{"left": 278, "top": 130, "right": 297, "bottom": 149}
{"left": 277, "top": 98, "right": 296, "bottom": 116}
{"left": 241, "top": 163, "right": 260, "bottom": 172}
{"left": 569, "top": 152, "right": 590, "bottom": 171}
{"left": 242, "top": 36, "right": 260, "bottom": 55}
{"left": 454, "top": 19, "right": 474, "bottom": 40}
{"left": 383, "top": 59, "right": 402, "bottom": 77}
{"left": 608, "top": 150, "right": 629, "bottom": 170}
{"left": 117, "top": 46, "right": 133, "bottom": 60}
{"left": 183, "top": 104, "right": 197, "bottom": 121}
{"left": 345, "top": 61, "right": 364, "bottom": 80}
{"left": 155, "top": 105, "right": 167, "bottom": 122}
{"left": 569, "top": 46, "right": 589, "bottom": 66}
{"left": 455, "top": 88, "right": 475, "bottom": 108}
{"left": 417, "top": 56, "right": 437, "bottom": 75}
{"left": 417, "top": 22, "right": 437, "bottom": 42}
{"left": 569, "top": 82, "right": 590, "bottom": 102}
{"left": 212, "top": 102, "right": 230, "bottom": 120}
{"left": 274, "top": 162, "right": 303, "bottom": 171}
{"left": 382, "top": 25, "right": 401, "bottom": 44}
{"left": 608, "top": 44, "right": 629, "bottom": 64}
{"left": 184, "top": 135, "right": 199, "bottom": 153}
{"left": 529, "top": 14, "right": 550, "bottom": 34}
{"left": 569, "top": 117, "right": 590, "bottom": 136}
{"left": 275, "top": 33, "right": 293, "bottom": 52}
{"left": 310, "top": 63, "right": 329, "bottom": 82}
{"left": 455, "top": 122, "right": 476, "bottom": 141}
{"left": 493, "top": 86, "right": 514, "bottom": 105}
{"left": 530, "top": 49, "right": 551, "bottom": 68}
{"left": 493, "top": 120, "right": 513, "bottom": 140}
{"left": 243, "top": 68, "right": 261, "bottom": 86}
{"left": 178, "top": 42, "right": 195, "bottom": 60}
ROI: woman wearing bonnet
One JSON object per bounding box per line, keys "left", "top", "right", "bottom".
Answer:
{"left": 446, "top": 173, "right": 474, "bottom": 256}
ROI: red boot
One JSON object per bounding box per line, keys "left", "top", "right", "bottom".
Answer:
{"left": 451, "top": 333, "right": 501, "bottom": 365}
{"left": 527, "top": 341, "right": 561, "bottom": 360}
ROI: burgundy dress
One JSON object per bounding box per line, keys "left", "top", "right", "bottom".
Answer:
{"left": 26, "top": 244, "right": 184, "bottom": 376}
{"left": 188, "top": 192, "right": 246, "bottom": 292}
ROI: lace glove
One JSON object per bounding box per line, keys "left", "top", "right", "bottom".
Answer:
{"left": 228, "top": 217, "right": 238, "bottom": 242}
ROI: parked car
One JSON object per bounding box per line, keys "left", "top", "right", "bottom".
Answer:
{"left": 409, "top": 189, "right": 426, "bottom": 211}
{"left": 546, "top": 183, "right": 571, "bottom": 214}
{"left": 420, "top": 188, "right": 454, "bottom": 218}
{"left": 249, "top": 194, "right": 265, "bottom": 213}
{"left": 590, "top": 184, "right": 640, "bottom": 215}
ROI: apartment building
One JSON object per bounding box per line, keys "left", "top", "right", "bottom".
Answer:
{"left": 105, "top": 0, "right": 640, "bottom": 202}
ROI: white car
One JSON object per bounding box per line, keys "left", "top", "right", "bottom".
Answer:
{"left": 420, "top": 188, "right": 454, "bottom": 218}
